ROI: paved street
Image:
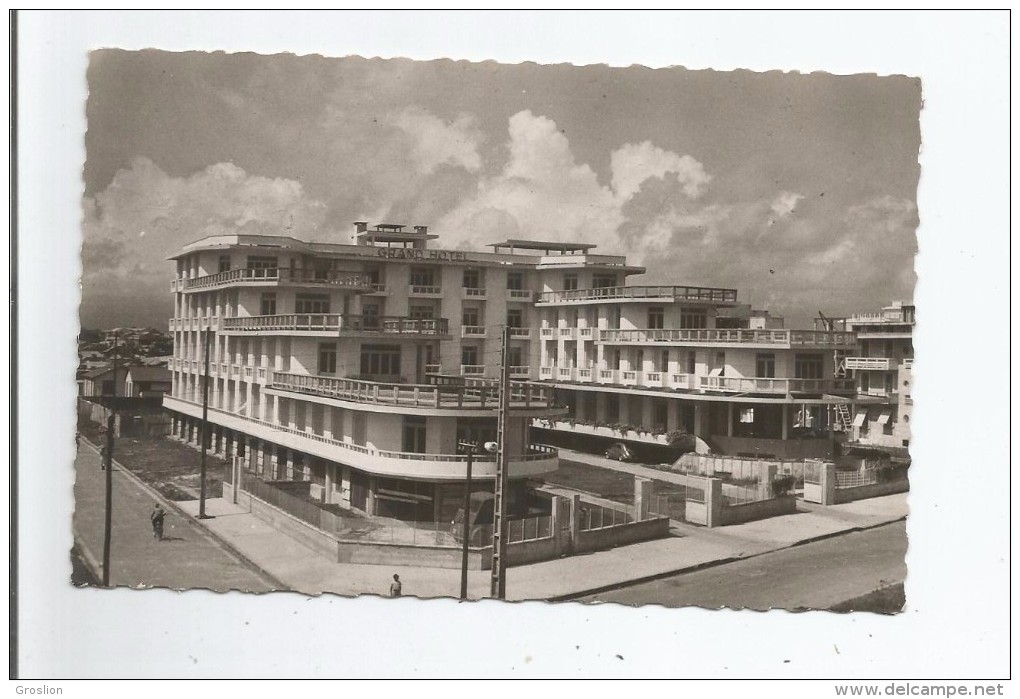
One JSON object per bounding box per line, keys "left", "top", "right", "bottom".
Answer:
{"left": 72, "top": 441, "right": 276, "bottom": 592}
{"left": 579, "top": 521, "right": 907, "bottom": 610}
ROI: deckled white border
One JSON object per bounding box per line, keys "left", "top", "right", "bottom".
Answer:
{"left": 14, "top": 10, "right": 1011, "bottom": 680}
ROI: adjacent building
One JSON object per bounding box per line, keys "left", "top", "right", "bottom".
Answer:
{"left": 162, "top": 223, "right": 890, "bottom": 522}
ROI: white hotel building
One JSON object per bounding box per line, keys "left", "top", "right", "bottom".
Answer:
{"left": 164, "top": 223, "right": 872, "bottom": 523}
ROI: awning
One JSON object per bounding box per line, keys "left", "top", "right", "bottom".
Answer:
{"left": 708, "top": 367, "right": 723, "bottom": 377}
{"left": 853, "top": 410, "right": 868, "bottom": 427}
{"left": 877, "top": 409, "right": 893, "bottom": 425}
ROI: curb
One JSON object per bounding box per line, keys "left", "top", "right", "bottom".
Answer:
{"left": 77, "top": 437, "right": 287, "bottom": 591}
{"left": 546, "top": 516, "right": 907, "bottom": 601}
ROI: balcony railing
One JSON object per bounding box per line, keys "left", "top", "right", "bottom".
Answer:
{"left": 509, "top": 327, "right": 532, "bottom": 339}
{"left": 598, "top": 328, "right": 856, "bottom": 348}
{"left": 181, "top": 267, "right": 371, "bottom": 291}
{"left": 342, "top": 315, "right": 450, "bottom": 335}
{"left": 408, "top": 284, "right": 442, "bottom": 296}
{"left": 557, "top": 367, "right": 576, "bottom": 381}
{"left": 578, "top": 327, "right": 594, "bottom": 339}
{"left": 268, "top": 372, "right": 557, "bottom": 410}
{"left": 598, "top": 369, "right": 619, "bottom": 384}
{"left": 460, "top": 365, "right": 486, "bottom": 377}
{"left": 559, "top": 327, "right": 577, "bottom": 340}
{"left": 670, "top": 373, "right": 696, "bottom": 390}
{"left": 536, "top": 285, "right": 738, "bottom": 305}
{"left": 509, "top": 366, "right": 531, "bottom": 378}
{"left": 462, "top": 287, "right": 487, "bottom": 298}
{"left": 577, "top": 368, "right": 594, "bottom": 382}
{"left": 367, "top": 283, "right": 387, "bottom": 294}
{"left": 540, "top": 328, "right": 555, "bottom": 339}
{"left": 844, "top": 356, "right": 893, "bottom": 371}
{"left": 699, "top": 376, "right": 857, "bottom": 394}
{"left": 461, "top": 325, "right": 487, "bottom": 338}
{"left": 540, "top": 366, "right": 554, "bottom": 379}
{"left": 424, "top": 363, "right": 442, "bottom": 374}
{"left": 507, "top": 289, "right": 533, "bottom": 302}
{"left": 221, "top": 314, "right": 343, "bottom": 332}
{"left": 621, "top": 370, "right": 639, "bottom": 386}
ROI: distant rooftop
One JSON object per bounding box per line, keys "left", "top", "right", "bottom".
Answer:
{"left": 354, "top": 222, "right": 438, "bottom": 246}
{"left": 487, "top": 239, "right": 598, "bottom": 255}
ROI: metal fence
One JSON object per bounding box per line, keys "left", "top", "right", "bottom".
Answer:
{"left": 835, "top": 469, "right": 880, "bottom": 489}
{"left": 803, "top": 460, "right": 823, "bottom": 485}
{"left": 578, "top": 503, "right": 635, "bottom": 531}
{"left": 721, "top": 483, "right": 768, "bottom": 506}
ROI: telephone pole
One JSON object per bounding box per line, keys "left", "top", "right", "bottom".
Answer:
{"left": 198, "top": 326, "right": 212, "bottom": 518}
{"left": 490, "top": 325, "right": 512, "bottom": 599}
{"left": 458, "top": 441, "right": 476, "bottom": 600}
{"left": 101, "top": 331, "right": 118, "bottom": 587}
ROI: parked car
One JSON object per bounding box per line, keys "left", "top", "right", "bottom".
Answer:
{"left": 604, "top": 442, "right": 634, "bottom": 462}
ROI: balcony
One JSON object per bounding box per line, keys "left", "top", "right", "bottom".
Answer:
{"left": 267, "top": 372, "right": 559, "bottom": 412}
{"left": 461, "top": 325, "right": 487, "bottom": 339}
{"left": 620, "top": 370, "right": 639, "bottom": 386}
{"left": 509, "top": 327, "right": 532, "bottom": 340}
{"left": 510, "top": 365, "right": 531, "bottom": 379}
{"left": 558, "top": 327, "right": 577, "bottom": 340}
{"left": 342, "top": 316, "right": 450, "bottom": 337}
{"left": 179, "top": 267, "right": 372, "bottom": 293}
{"left": 539, "top": 366, "right": 554, "bottom": 380}
{"left": 408, "top": 284, "right": 443, "bottom": 297}
{"left": 540, "top": 328, "right": 555, "bottom": 339}
{"left": 506, "top": 289, "right": 533, "bottom": 302}
{"left": 699, "top": 376, "right": 857, "bottom": 394}
{"left": 598, "top": 369, "right": 619, "bottom": 384}
{"left": 220, "top": 314, "right": 343, "bottom": 334}
{"left": 844, "top": 356, "right": 893, "bottom": 371}
{"left": 578, "top": 327, "right": 594, "bottom": 340}
{"left": 643, "top": 371, "right": 666, "bottom": 388}
{"left": 598, "top": 328, "right": 856, "bottom": 348}
{"left": 424, "top": 363, "right": 442, "bottom": 374}
{"left": 536, "top": 285, "right": 739, "bottom": 305}
{"left": 669, "top": 373, "right": 696, "bottom": 390}
{"left": 461, "top": 286, "right": 487, "bottom": 300}
{"left": 557, "top": 367, "right": 576, "bottom": 381}
{"left": 460, "top": 365, "right": 486, "bottom": 377}
{"left": 164, "top": 396, "right": 558, "bottom": 480}
{"left": 577, "top": 367, "right": 594, "bottom": 382}
{"left": 365, "top": 283, "right": 388, "bottom": 295}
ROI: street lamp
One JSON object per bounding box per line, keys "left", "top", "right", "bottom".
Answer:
{"left": 458, "top": 440, "right": 497, "bottom": 600}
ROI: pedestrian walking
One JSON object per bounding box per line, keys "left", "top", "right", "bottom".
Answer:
{"left": 74, "top": 432, "right": 81, "bottom": 451}
{"left": 99, "top": 445, "right": 107, "bottom": 470}
{"left": 150, "top": 504, "right": 166, "bottom": 541}
{"left": 389, "top": 573, "right": 402, "bottom": 597}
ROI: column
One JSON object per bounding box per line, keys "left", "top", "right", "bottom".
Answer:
{"left": 324, "top": 462, "right": 334, "bottom": 505}
{"left": 782, "top": 404, "right": 789, "bottom": 440}
{"left": 727, "top": 403, "right": 734, "bottom": 437}
{"left": 634, "top": 476, "right": 653, "bottom": 522}
{"left": 667, "top": 400, "right": 681, "bottom": 432}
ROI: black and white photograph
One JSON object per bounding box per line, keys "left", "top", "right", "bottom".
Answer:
{"left": 12, "top": 10, "right": 1010, "bottom": 684}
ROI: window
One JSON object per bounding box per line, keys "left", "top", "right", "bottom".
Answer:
{"left": 794, "top": 353, "right": 824, "bottom": 380}
{"left": 352, "top": 412, "right": 367, "bottom": 446}
{"left": 318, "top": 343, "right": 337, "bottom": 374}
{"left": 653, "top": 400, "right": 668, "bottom": 429}
{"left": 506, "top": 308, "right": 524, "bottom": 328}
{"left": 648, "top": 307, "right": 665, "bottom": 329}
{"left": 610, "top": 307, "right": 622, "bottom": 329}
{"left": 740, "top": 408, "right": 755, "bottom": 423}
{"left": 508, "top": 346, "right": 523, "bottom": 367}
{"left": 885, "top": 340, "right": 894, "bottom": 358}
{"left": 296, "top": 294, "right": 330, "bottom": 314}
{"left": 714, "top": 352, "right": 726, "bottom": 377}
{"left": 218, "top": 255, "right": 231, "bottom": 273}
{"left": 507, "top": 272, "right": 523, "bottom": 290}
{"left": 612, "top": 349, "right": 622, "bottom": 370}
{"left": 635, "top": 349, "right": 645, "bottom": 372}
{"left": 756, "top": 353, "right": 776, "bottom": 378}
{"left": 861, "top": 373, "right": 870, "bottom": 392}
{"left": 461, "top": 345, "right": 479, "bottom": 366}
{"left": 362, "top": 302, "right": 380, "bottom": 329}
{"left": 409, "top": 304, "right": 435, "bottom": 320}
{"left": 607, "top": 394, "right": 620, "bottom": 421}
{"left": 660, "top": 350, "right": 670, "bottom": 372}
{"left": 260, "top": 293, "right": 277, "bottom": 316}
{"left": 564, "top": 274, "right": 578, "bottom": 291}
{"left": 364, "top": 266, "right": 382, "bottom": 285}
{"left": 462, "top": 307, "right": 480, "bottom": 326}
{"left": 593, "top": 274, "right": 616, "bottom": 289}
{"left": 360, "top": 344, "right": 401, "bottom": 377}
{"left": 680, "top": 311, "right": 708, "bottom": 329}
{"left": 409, "top": 266, "right": 435, "bottom": 287}
{"left": 686, "top": 351, "right": 696, "bottom": 375}
{"left": 246, "top": 255, "right": 278, "bottom": 270}
{"left": 463, "top": 268, "right": 481, "bottom": 289}
{"left": 402, "top": 417, "right": 427, "bottom": 453}
{"left": 457, "top": 418, "right": 497, "bottom": 448}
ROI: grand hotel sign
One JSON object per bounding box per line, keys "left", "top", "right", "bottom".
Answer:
{"left": 375, "top": 247, "right": 469, "bottom": 262}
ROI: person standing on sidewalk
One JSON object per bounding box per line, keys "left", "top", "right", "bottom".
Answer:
{"left": 100, "top": 445, "right": 107, "bottom": 470}
{"left": 389, "top": 573, "right": 402, "bottom": 597}
{"left": 150, "top": 504, "right": 166, "bottom": 541}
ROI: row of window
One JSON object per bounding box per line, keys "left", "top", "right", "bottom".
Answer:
{"left": 557, "top": 349, "right": 825, "bottom": 378}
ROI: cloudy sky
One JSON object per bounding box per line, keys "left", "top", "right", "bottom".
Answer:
{"left": 82, "top": 50, "right": 920, "bottom": 329}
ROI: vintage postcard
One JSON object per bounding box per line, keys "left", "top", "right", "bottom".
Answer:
{"left": 74, "top": 49, "right": 919, "bottom": 612}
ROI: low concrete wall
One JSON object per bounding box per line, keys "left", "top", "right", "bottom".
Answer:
{"left": 833, "top": 478, "right": 909, "bottom": 504}
{"left": 675, "top": 453, "right": 806, "bottom": 482}
{"left": 710, "top": 435, "right": 834, "bottom": 460}
{"left": 685, "top": 501, "right": 710, "bottom": 526}
{"left": 246, "top": 491, "right": 340, "bottom": 560}
{"left": 507, "top": 536, "right": 561, "bottom": 567}
{"left": 720, "top": 495, "right": 797, "bottom": 525}
{"left": 576, "top": 516, "right": 670, "bottom": 552}
{"left": 337, "top": 540, "right": 488, "bottom": 569}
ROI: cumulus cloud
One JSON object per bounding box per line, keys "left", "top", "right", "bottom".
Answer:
{"left": 386, "top": 108, "right": 482, "bottom": 174}
{"left": 80, "top": 157, "right": 328, "bottom": 327}
{"left": 611, "top": 141, "right": 711, "bottom": 201}
{"left": 436, "top": 110, "right": 708, "bottom": 255}
{"left": 770, "top": 191, "right": 804, "bottom": 220}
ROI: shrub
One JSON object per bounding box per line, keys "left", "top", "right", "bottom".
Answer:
{"left": 771, "top": 475, "right": 797, "bottom": 497}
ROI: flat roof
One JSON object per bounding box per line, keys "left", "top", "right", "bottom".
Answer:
{"left": 488, "top": 239, "right": 597, "bottom": 253}
{"left": 357, "top": 231, "right": 439, "bottom": 243}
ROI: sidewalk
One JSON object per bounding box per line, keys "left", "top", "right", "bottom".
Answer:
{"left": 72, "top": 441, "right": 277, "bottom": 592}
{"left": 177, "top": 485, "right": 908, "bottom": 601}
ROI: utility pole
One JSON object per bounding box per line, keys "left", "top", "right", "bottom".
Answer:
{"left": 101, "top": 331, "right": 118, "bottom": 587}
{"left": 490, "top": 324, "right": 512, "bottom": 599}
{"left": 198, "top": 326, "right": 211, "bottom": 519}
{"left": 458, "top": 441, "right": 476, "bottom": 600}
